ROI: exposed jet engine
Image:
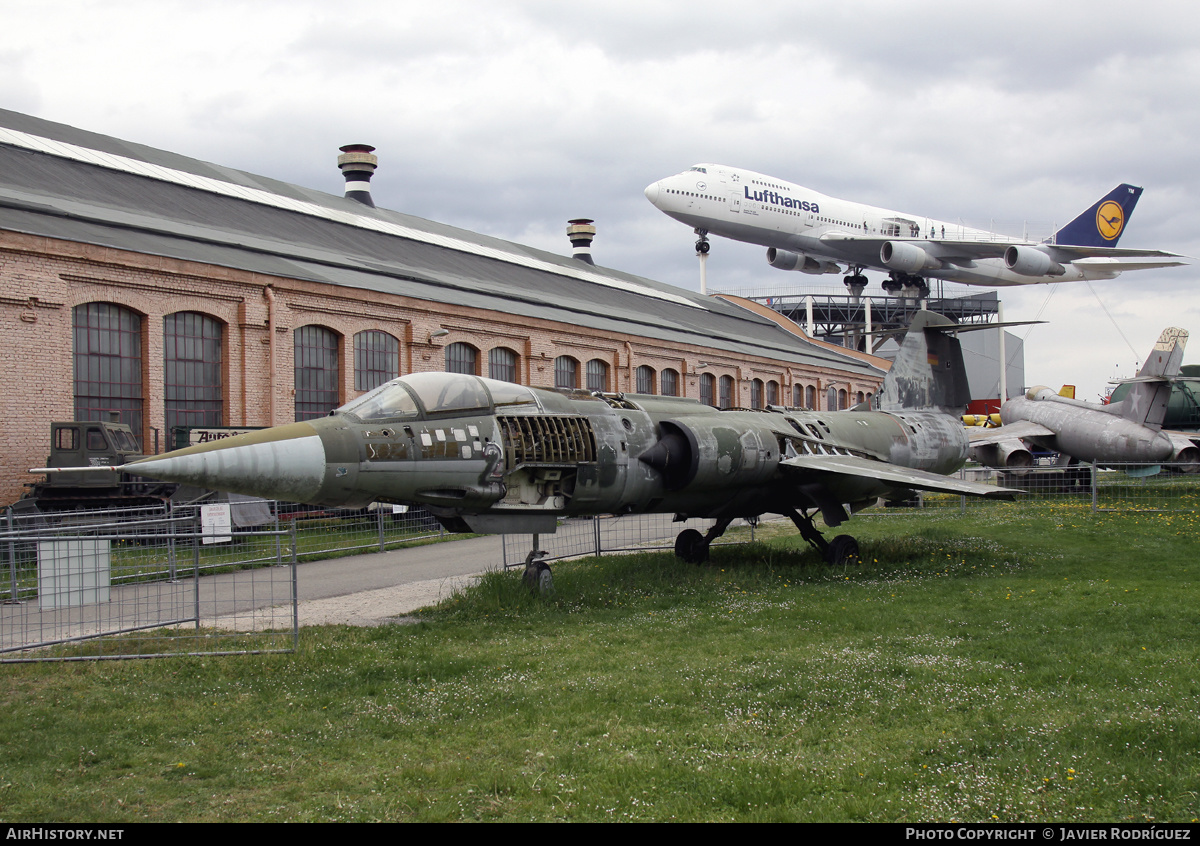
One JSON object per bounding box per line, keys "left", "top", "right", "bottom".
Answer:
{"left": 1004, "top": 246, "right": 1065, "bottom": 277}
{"left": 970, "top": 440, "right": 1035, "bottom": 475}
{"left": 1166, "top": 434, "right": 1200, "bottom": 473}
{"left": 880, "top": 241, "right": 942, "bottom": 274}
{"left": 766, "top": 248, "right": 840, "bottom": 274}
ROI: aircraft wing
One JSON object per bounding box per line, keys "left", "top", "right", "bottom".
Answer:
{"left": 1165, "top": 430, "right": 1200, "bottom": 448}
{"left": 780, "top": 453, "right": 1017, "bottom": 499}
{"left": 1068, "top": 257, "right": 1189, "bottom": 271}
{"left": 819, "top": 232, "right": 1007, "bottom": 262}
{"left": 967, "top": 421, "right": 1056, "bottom": 446}
{"left": 817, "top": 233, "right": 1188, "bottom": 266}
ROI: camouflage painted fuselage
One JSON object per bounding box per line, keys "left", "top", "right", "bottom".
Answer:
{"left": 130, "top": 373, "right": 970, "bottom": 531}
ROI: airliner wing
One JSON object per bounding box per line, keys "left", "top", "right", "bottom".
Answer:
{"left": 780, "top": 453, "right": 1017, "bottom": 499}
{"left": 1049, "top": 245, "right": 1186, "bottom": 259}
{"left": 818, "top": 233, "right": 1007, "bottom": 262}
{"left": 968, "top": 421, "right": 1056, "bottom": 446}
{"left": 818, "top": 233, "right": 1189, "bottom": 266}
{"left": 1068, "top": 256, "right": 1189, "bottom": 270}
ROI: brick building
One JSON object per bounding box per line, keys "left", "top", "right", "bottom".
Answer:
{"left": 0, "top": 109, "right": 885, "bottom": 505}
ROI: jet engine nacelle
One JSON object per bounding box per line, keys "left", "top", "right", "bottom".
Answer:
{"left": 880, "top": 241, "right": 942, "bottom": 273}
{"left": 766, "top": 248, "right": 840, "bottom": 274}
{"left": 1167, "top": 434, "right": 1200, "bottom": 474}
{"left": 971, "top": 440, "right": 1035, "bottom": 475}
{"left": 1004, "top": 245, "right": 1065, "bottom": 277}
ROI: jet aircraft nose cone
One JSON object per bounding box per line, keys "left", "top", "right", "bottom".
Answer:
{"left": 643, "top": 181, "right": 660, "bottom": 205}
{"left": 128, "top": 421, "right": 328, "bottom": 503}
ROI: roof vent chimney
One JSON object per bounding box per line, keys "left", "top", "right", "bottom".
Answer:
{"left": 338, "top": 144, "right": 378, "bottom": 207}
{"left": 567, "top": 218, "right": 596, "bottom": 265}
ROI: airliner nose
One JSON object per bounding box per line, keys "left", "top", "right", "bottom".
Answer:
{"left": 644, "top": 181, "right": 660, "bottom": 205}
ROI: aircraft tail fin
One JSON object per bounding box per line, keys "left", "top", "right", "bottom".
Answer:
{"left": 1112, "top": 327, "right": 1188, "bottom": 430}
{"left": 879, "top": 311, "right": 972, "bottom": 415}
{"left": 1054, "top": 184, "right": 1142, "bottom": 247}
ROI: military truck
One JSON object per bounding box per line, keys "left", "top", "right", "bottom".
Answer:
{"left": 18, "top": 414, "right": 176, "bottom": 511}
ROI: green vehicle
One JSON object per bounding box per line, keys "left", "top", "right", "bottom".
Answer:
{"left": 19, "top": 414, "right": 175, "bottom": 511}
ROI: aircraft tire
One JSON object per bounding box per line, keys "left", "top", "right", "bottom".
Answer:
{"left": 695, "top": 240, "right": 710, "bottom": 254}
{"left": 522, "top": 561, "right": 555, "bottom": 595}
{"left": 827, "top": 534, "right": 860, "bottom": 566}
{"left": 674, "top": 528, "right": 709, "bottom": 564}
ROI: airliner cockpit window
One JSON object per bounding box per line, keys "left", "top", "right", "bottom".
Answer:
{"left": 689, "top": 166, "right": 707, "bottom": 174}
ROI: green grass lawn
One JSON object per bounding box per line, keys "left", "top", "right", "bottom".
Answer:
{"left": 2, "top": 501, "right": 1199, "bottom": 822}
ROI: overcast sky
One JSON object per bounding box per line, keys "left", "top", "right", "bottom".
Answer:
{"left": 3, "top": 0, "right": 1198, "bottom": 401}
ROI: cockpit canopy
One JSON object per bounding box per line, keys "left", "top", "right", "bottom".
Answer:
{"left": 338, "top": 372, "right": 540, "bottom": 421}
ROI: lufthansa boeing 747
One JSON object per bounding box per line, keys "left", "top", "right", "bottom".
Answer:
{"left": 644, "top": 165, "right": 1187, "bottom": 295}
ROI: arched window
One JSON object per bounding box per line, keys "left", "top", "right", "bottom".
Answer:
{"left": 636, "top": 365, "right": 656, "bottom": 394}
{"left": 445, "top": 342, "right": 478, "bottom": 375}
{"left": 806, "top": 385, "right": 816, "bottom": 410}
{"left": 719, "top": 375, "right": 734, "bottom": 409}
{"left": 793, "top": 384, "right": 804, "bottom": 407}
{"left": 856, "top": 391, "right": 865, "bottom": 405}
{"left": 767, "top": 380, "right": 779, "bottom": 406}
{"left": 866, "top": 391, "right": 874, "bottom": 408}
{"left": 295, "top": 325, "right": 340, "bottom": 421}
{"left": 555, "top": 355, "right": 579, "bottom": 389}
{"left": 586, "top": 359, "right": 608, "bottom": 392}
{"left": 489, "top": 347, "right": 519, "bottom": 383}
{"left": 700, "top": 373, "right": 715, "bottom": 407}
{"left": 750, "top": 379, "right": 763, "bottom": 409}
{"left": 838, "top": 389, "right": 848, "bottom": 410}
{"left": 164, "top": 311, "right": 223, "bottom": 433}
{"left": 661, "top": 368, "right": 679, "bottom": 397}
{"left": 354, "top": 330, "right": 399, "bottom": 391}
{"left": 826, "top": 386, "right": 837, "bottom": 411}
{"left": 74, "top": 303, "right": 144, "bottom": 443}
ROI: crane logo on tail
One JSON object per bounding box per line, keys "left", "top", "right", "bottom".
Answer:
{"left": 1096, "top": 200, "right": 1125, "bottom": 241}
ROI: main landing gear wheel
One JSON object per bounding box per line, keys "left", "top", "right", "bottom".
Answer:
{"left": 826, "top": 535, "right": 861, "bottom": 566}
{"left": 673, "top": 517, "right": 735, "bottom": 565}
{"left": 674, "top": 528, "right": 709, "bottom": 564}
{"left": 521, "top": 542, "right": 554, "bottom": 595}
{"left": 522, "top": 561, "right": 554, "bottom": 594}
{"left": 695, "top": 238, "right": 710, "bottom": 254}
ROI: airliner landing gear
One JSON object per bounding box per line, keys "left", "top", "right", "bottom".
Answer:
{"left": 673, "top": 516, "right": 735, "bottom": 564}
{"left": 905, "top": 277, "right": 931, "bottom": 299}
{"left": 843, "top": 269, "right": 868, "bottom": 297}
{"left": 884, "top": 273, "right": 930, "bottom": 298}
{"left": 786, "top": 508, "right": 861, "bottom": 566}
{"left": 694, "top": 227, "right": 710, "bottom": 254}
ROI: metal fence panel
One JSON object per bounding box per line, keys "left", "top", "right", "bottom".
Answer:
{"left": 501, "top": 513, "right": 762, "bottom": 567}
{"left": 2, "top": 502, "right": 297, "bottom": 662}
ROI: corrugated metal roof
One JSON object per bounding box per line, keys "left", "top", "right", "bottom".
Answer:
{"left": 0, "top": 108, "right": 883, "bottom": 377}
